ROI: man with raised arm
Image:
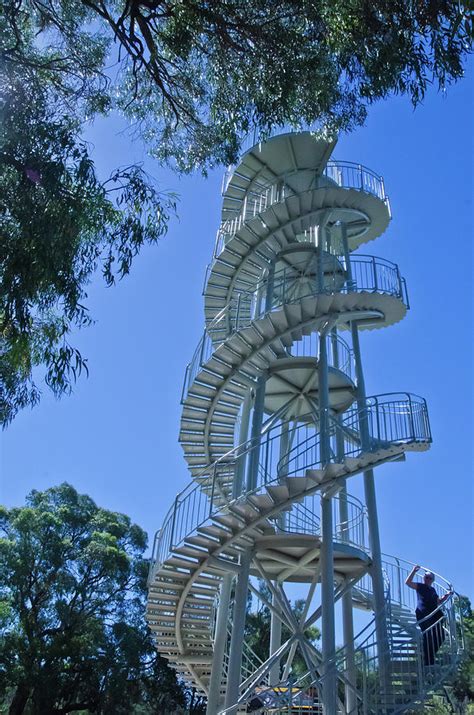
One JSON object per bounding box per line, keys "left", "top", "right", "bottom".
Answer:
{"left": 405, "top": 565, "right": 452, "bottom": 666}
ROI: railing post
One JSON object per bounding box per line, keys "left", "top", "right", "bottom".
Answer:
{"left": 209, "top": 463, "right": 217, "bottom": 515}
{"left": 374, "top": 399, "right": 381, "bottom": 442}
{"left": 235, "top": 292, "right": 242, "bottom": 331}
{"left": 181, "top": 364, "right": 190, "bottom": 404}
{"left": 395, "top": 263, "right": 402, "bottom": 298}
{"left": 408, "top": 394, "right": 416, "bottom": 440}
{"left": 198, "top": 332, "right": 206, "bottom": 368}
{"left": 372, "top": 256, "right": 378, "bottom": 292}
{"left": 169, "top": 495, "right": 179, "bottom": 549}
{"left": 147, "top": 529, "right": 160, "bottom": 586}
{"left": 395, "top": 557, "right": 402, "bottom": 606}
{"left": 424, "top": 398, "right": 432, "bottom": 442}
{"left": 359, "top": 164, "right": 363, "bottom": 190}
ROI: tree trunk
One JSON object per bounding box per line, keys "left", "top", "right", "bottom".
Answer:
{"left": 8, "top": 683, "right": 30, "bottom": 715}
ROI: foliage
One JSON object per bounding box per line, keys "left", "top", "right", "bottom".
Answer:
{"left": 2, "top": 0, "right": 472, "bottom": 173}
{"left": 422, "top": 595, "right": 474, "bottom": 712}
{"left": 0, "top": 0, "right": 472, "bottom": 423}
{"left": 0, "top": 483, "right": 186, "bottom": 714}
{"left": 452, "top": 596, "right": 474, "bottom": 702}
{"left": 0, "top": 61, "right": 176, "bottom": 426}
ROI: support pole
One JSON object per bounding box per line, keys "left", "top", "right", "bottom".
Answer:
{"left": 245, "top": 253, "right": 276, "bottom": 493}
{"left": 332, "top": 323, "right": 358, "bottom": 714}
{"left": 246, "top": 376, "right": 266, "bottom": 492}
{"left": 233, "top": 390, "right": 253, "bottom": 499}
{"left": 341, "top": 222, "right": 391, "bottom": 708}
{"left": 342, "top": 586, "right": 358, "bottom": 714}
{"left": 224, "top": 550, "right": 252, "bottom": 714}
{"left": 206, "top": 574, "right": 233, "bottom": 715}
{"left": 320, "top": 494, "right": 337, "bottom": 715}
{"left": 277, "top": 420, "right": 290, "bottom": 529}
{"left": 269, "top": 587, "right": 283, "bottom": 685}
{"left": 318, "top": 307, "right": 337, "bottom": 714}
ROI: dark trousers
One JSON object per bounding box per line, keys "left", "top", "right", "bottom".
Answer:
{"left": 416, "top": 609, "right": 445, "bottom": 666}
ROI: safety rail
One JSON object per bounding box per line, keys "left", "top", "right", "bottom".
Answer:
{"left": 218, "top": 159, "right": 388, "bottom": 257}
{"left": 184, "top": 253, "right": 408, "bottom": 403}
{"left": 223, "top": 637, "right": 266, "bottom": 688}
{"left": 222, "top": 154, "right": 387, "bottom": 206}
{"left": 217, "top": 563, "right": 461, "bottom": 715}
{"left": 149, "top": 394, "right": 430, "bottom": 581}
{"left": 182, "top": 328, "right": 354, "bottom": 406}
{"left": 353, "top": 595, "right": 460, "bottom": 714}
{"left": 278, "top": 494, "right": 368, "bottom": 552}
{"left": 278, "top": 393, "right": 431, "bottom": 478}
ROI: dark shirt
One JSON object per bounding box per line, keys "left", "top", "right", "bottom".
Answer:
{"left": 416, "top": 583, "right": 438, "bottom": 618}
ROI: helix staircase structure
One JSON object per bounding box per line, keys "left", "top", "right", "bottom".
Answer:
{"left": 147, "top": 132, "right": 464, "bottom": 714}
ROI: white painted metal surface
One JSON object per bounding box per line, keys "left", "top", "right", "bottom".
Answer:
{"left": 147, "top": 132, "right": 463, "bottom": 715}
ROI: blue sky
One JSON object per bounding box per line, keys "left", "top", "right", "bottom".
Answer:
{"left": 1, "top": 67, "right": 473, "bottom": 601}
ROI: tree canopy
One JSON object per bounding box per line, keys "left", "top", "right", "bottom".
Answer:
{"left": 3, "top": 0, "right": 471, "bottom": 171}
{"left": 0, "top": 58, "right": 176, "bottom": 426}
{"left": 0, "top": 483, "right": 187, "bottom": 714}
{"left": 1, "top": 0, "right": 472, "bottom": 424}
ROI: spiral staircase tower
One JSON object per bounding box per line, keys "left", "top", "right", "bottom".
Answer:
{"left": 147, "top": 132, "right": 464, "bottom": 714}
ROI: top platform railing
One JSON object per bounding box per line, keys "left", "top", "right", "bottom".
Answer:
{"left": 215, "top": 160, "right": 390, "bottom": 256}
{"left": 217, "top": 161, "right": 389, "bottom": 259}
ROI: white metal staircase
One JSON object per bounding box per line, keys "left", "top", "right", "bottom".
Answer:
{"left": 147, "top": 131, "right": 464, "bottom": 714}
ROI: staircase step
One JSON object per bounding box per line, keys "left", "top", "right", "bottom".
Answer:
{"left": 266, "top": 484, "right": 290, "bottom": 504}
{"left": 197, "top": 525, "right": 232, "bottom": 541}
{"left": 172, "top": 545, "right": 207, "bottom": 560}
{"left": 185, "top": 535, "right": 220, "bottom": 550}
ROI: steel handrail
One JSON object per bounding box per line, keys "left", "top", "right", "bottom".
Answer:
{"left": 276, "top": 496, "right": 366, "bottom": 549}
{"left": 218, "top": 158, "right": 388, "bottom": 258}
{"left": 149, "top": 394, "right": 430, "bottom": 579}
{"left": 278, "top": 392, "right": 431, "bottom": 478}
{"left": 222, "top": 152, "right": 387, "bottom": 204}
{"left": 185, "top": 253, "right": 407, "bottom": 402}
{"left": 182, "top": 322, "right": 355, "bottom": 407}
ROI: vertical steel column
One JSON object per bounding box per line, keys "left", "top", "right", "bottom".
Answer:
{"left": 331, "top": 325, "right": 358, "bottom": 714}
{"left": 246, "top": 376, "right": 266, "bottom": 492}
{"left": 206, "top": 574, "right": 233, "bottom": 715}
{"left": 318, "top": 220, "right": 337, "bottom": 713}
{"left": 277, "top": 420, "right": 290, "bottom": 529}
{"left": 341, "top": 223, "right": 391, "bottom": 706}
{"left": 265, "top": 258, "right": 276, "bottom": 313}
{"left": 245, "top": 256, "right": 276, "bottom": 493}
{"left": 233, "top": 390, "right": 253, "bottom": 499}
{"left": 224, "top": 550, "right": 252, "bottom": 714}
{"left": 320, "top": 493, "right": 337, "bottom": 715}
{"left": 269, "top": 588, "right": 283, "bottom": 685}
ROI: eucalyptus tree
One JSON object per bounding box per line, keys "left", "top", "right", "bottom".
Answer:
{"left": 0, "top": 483, "right": 187, "bottom": 715}
{"left": 0, "top": 65, "right": 176, "bottom": 425}
{"left": 4, "top": 0, "right": 471, "bottom": 170}
{"left": 1, "top": 0, "right": 471, "bottom": 424}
